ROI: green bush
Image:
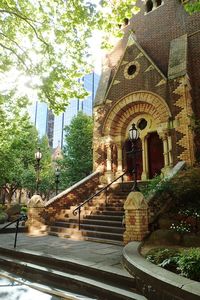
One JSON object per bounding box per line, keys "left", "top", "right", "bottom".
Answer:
{"left": 177, "top": 248, "right": 200, "bottom": 281}
{"left": 146, "top": 247, "right": 200, "bottom": 281}
{"left": 0, "top": 212, "right": 8, "bottom": 224}
{"left": 145, "top": 247, "right": 180, "bottom": 265}
{"left": 20, "top": 205, "right": 28, "bottom": 214}
{"left": 141, "top": 175, "right": 171, "bottom": 197}
{"left": 169, "top": 167, "right": 200, "bottom": 210}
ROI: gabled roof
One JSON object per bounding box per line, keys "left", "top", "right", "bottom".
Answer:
{"left": 94, "top": 32, "right": 167, "bottom": 106}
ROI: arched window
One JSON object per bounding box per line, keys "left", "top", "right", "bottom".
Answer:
{"left": 146, "top": 0, "right": 153, "bottom": 13}
{"left": 155, "top": 0, "right": 162, "bottom": 7}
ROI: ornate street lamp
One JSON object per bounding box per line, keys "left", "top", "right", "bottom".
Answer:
{"left": 55, "top": 167, "right": 60, "bottom": 195}
{"left": 129, "top": 123, "right": 140, "bottom": 192}
{"left": 35, "top": 147, "right": 42, "bottom": 194}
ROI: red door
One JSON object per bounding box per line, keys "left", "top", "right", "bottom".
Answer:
{"left": 147, "top": 132, "right": 164, "bottom": 179}
{"left": 123, "top": 139, "right": 142, "bottom": 180}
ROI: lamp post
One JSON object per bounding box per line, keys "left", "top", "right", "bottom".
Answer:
{"left": 35, "top": 147, "right": 42, "bottom": 194}
{"left": 128, "top": 123, "right": 140, "bottom": 192}
{"left": 55, "top": 167, "right": 60, "bottom": 195}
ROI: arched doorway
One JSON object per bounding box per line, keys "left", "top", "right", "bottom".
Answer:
{"left": 147, "top": 132, "right": 164, "bottom": 178}
{"left": 123, "top": 139, "right": 142, "bottom": 180}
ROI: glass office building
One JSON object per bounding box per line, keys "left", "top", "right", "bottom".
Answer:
{"left": 28, "top": 72, "right": 99, "bottom": 148}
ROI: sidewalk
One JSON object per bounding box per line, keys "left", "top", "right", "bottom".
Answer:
{"left": 0, "top": 232, "right": 135, "bottom": 300}
{"left": 0, "top": 232, "right": 126, "bottom": 275}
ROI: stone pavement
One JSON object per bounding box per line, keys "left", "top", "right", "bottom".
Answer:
{"left": 0, "top": 233, "right": 126, "bottom": 274}
{"left": 0, "top": 232, "right": 133, "bottom": 299}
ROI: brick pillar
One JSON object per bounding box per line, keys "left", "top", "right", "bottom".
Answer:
{"left": 27, "top": 195, "right": 47, "bottom": 236}
{"left": 123, "top": 191, "right": 149, "bottom": 244}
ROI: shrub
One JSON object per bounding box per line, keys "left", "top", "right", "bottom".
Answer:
{"left": 20, "top": 205, "right": 28, "bottom": 214}
{"left": 141, "top": 175, "right": 171, "bottom": 197}
{"left": 0, "top": 212, "right": 8, "bottom": 224}
{"left": 169, "top": 167, "right": 200, "bottom": 210}
{"left": 145, "top": 247, "right": 180, "bottom": 265}
{"left": 177, "top": 248, "right": 200, "bottom": 281}
{"left": 170, "top": 221, "right": 191, "bottom": 234}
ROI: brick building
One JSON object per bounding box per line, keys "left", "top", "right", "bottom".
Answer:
{"left": 93, "top": 0, "right": 200, "bottom": 183}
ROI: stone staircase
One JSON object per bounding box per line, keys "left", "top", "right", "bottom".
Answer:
{"left": 48, "top": 183, "right": 134, "bottom": 245}
{"left": 0, "top": 246, "right": 146, "bottom": 300}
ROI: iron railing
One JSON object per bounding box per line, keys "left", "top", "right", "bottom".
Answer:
{"left": 73, "top": 172, "right": 126, "bottom": 230}
{"left": 0, "top": 213, "right": 28, "bottom": 248}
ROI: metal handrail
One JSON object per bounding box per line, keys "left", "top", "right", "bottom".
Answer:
{"left": 73, "top": 171, "right": 126, "bottom": 230}
{"left": 0, "top": 213, "right": 28, "bottom": 248}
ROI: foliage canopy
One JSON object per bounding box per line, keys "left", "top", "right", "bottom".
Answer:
{"left": 0, "top": 0, "right": 138, "bottom": 113}
{"left": 60, "top": 112, "right": 93, "bottom": 188}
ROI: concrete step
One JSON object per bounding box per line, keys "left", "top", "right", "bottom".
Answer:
{"left": 0, "top": 247, "right": 146, "bottom": 300}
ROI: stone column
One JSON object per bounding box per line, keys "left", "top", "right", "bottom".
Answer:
{"left": 160, "top": 132, "right": 171, "bottom": 176}
{"left": 168, "top": 135, "right": 173, "bottom": 166}
{"left": 105, "top": 143, "right": 114, "bottom": 182}
{"left": 106, "top": 143, "right": 112, "bottom": 171}
{"left": 116, "top": 142, "right": 123, "bottom": 175}
{"left": 162, "top": 134, "right": 169, "bottom": 167}
{"left": 141, "top": 136, "right": 148, "bottom": 180}
{"left": 27, "top": 195, "right": 47, "bottom": 236}
{"left": 123, "top": 191, "right": 149, "bottom": 244}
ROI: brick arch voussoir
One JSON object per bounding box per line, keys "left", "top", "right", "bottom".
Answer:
{"left": 103, "top": 92, "right": 171, "bottom": 136}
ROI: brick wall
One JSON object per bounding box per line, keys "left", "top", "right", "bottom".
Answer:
{"left": 93, "top": 0, "right": 200, "bottom": 166}
{"left": 42, "top": 172, "right": 101, "bottom": 224}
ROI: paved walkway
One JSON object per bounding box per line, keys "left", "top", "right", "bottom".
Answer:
{"left": 0, "top": 232, "right": 126, "bottom": 275}
{"left": 0, "top": 232, "right": 132, "bottom": 299}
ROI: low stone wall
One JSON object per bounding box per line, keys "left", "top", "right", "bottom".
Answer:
{"left": 42, "top": 171, "right": 101, "bottom": 224}
{"left": 123, "top": 242, "right": 200, "bottom": 300}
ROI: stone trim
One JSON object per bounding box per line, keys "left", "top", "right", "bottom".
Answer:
{"left": 45, "top": 171, "right": 100, "bottom": 207}
{"left": 123, "top": 242, "right": 200, "bottom": 300}
{"left": 103, "top": 91, "right": 171, "bottom": 137}
{"left": 124, "top": 61, "right": 140, "bottom": 80}
{"left": 43, "top": 171, "right": 101, "bottom": 224}
{"left": 173, "top": 76, "right": 195, "bottom": 165}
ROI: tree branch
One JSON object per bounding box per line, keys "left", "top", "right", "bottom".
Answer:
{"left": 0, "top": 31, "right": 32, "bottom": 63}
{"left": 0, "top": 9, "right": 49, "bottom": 48}
{"left": 0, "top": 42, "right": 28, "bottom": 70}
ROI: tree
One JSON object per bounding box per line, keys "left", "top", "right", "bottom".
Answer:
{"left": 0, "top": 118, "right": 38, "bottom": 203}
{"left": 38, "top": 135, "right": 55, "bottom": 199}
{"left": 184, "top": 1, "right": 200, "bottom": 14}
{"left": 60, "top": 112, "right": 93, "bottom": 188}
{"left": 21, "top": 135, "right": 55, "bottom": 199}
{"left": 0, "top": 116, "right": 56, "bottom": 203}
{"left": 0, "top": 0, "right": 138, "bottom": 113}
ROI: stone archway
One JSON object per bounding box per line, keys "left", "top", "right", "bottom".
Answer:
{"left": 101, "top": 91, "right": 172, "bottom": 181}
{"left": 103, "top": 91, "right": 171, "bottom": 137}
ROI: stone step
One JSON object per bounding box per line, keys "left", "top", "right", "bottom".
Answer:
{"left": 0, "top": 248, "right": 146, "bottom": 300}
{"left": 49, "top": 226, "right": 124, "bottom": 241}
{"left": 81, "top": 218, "right": 123, "bottom": 227}
{"left": 53, "top": 222, "right": 125, "bottom": 234}
{"left": 102, "top": 206, "right": 124, "bottom": 211}
{"left": 83, "top": 236, "right": 124, "bottom": 246}
{"left": 80, "top": 229, "right": 124, "bottom": 241}
{"left": 96, "top": 210, "right": 124, "bottom": 216}
{"left": 85, "top": 214, "right": 123, "bottom": 221}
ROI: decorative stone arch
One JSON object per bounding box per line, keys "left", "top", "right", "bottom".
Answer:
{"left": 103, "top": 91, "right": 171, "bottom": 138}
{"left": 101, "top": 91, "right": 173, "bottom": 181}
